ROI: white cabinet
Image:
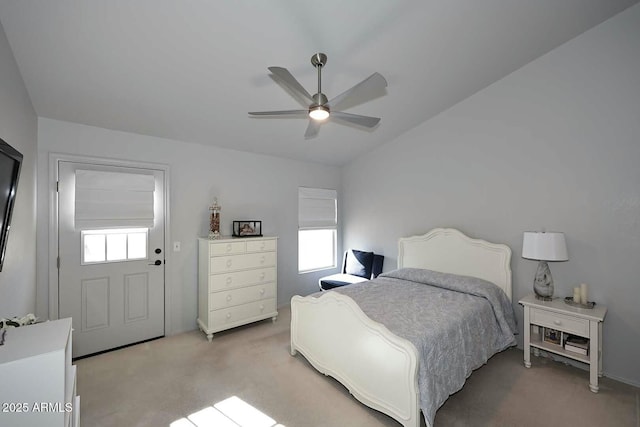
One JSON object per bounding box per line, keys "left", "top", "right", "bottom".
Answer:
{"left": 0, "top": 318, "right": 79, "bottom": 426}
{"left": 198, "top": 236, "right": 278, "bottom": 341}
{"left": 519, "top": 294, "right": 607, "bottom": 393}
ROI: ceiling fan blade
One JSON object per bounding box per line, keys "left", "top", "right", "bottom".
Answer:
{"left": 331, "top": 111, "right": 381, "bottom": 128}
{"left": 268, "top": 67, "right": 314, "bottom": 105}
{"left": 327, "top": 72, "right": 387, "bottom": 111}
{"left": 304, "top": 120, "right": 321, "bottom": 139}
{"left": 249, "top": 110, "right": 308, "bottom": 117}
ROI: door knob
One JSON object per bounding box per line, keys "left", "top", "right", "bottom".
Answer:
{"left": 155, "top": 248, "right": 162, "bottom": 254}
{"left": 149, "top": 260, "right": 162, "bottom": 266}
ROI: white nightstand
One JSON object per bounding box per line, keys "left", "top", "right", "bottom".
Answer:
{"left": 519, "top": 294, "right": 607, "bottom": 392}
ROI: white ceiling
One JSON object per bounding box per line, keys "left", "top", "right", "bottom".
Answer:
{"left": 1, "top": 1, "right": 637, "bottom": 166}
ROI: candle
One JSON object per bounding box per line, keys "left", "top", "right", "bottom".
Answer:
{"left": 580, "top": 283, "right": 588, "bottom": 305}
{"left": 573, "top": 287, "right": 581, "bottom": 303}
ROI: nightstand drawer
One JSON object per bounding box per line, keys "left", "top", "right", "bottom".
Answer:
{"left": 530, "top": 307, "right": 589, "bottom": 336}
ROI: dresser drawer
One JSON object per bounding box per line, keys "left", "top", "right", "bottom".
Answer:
{"left": 210, "top": 283, "right": 276, "bottom": 310}
{"left": 209, "top": 267, "right": 276, "bottom": 292}
{"left": 210, "top": 252, "right": 276, "bottom": 272}
{"left": 246, "top": 239, "right": 276, "bottom": 253}
{"left": 210, "top": 241, "right": 246, "bottom": 256}
{"left": 530, "top": 307, "right": 589, "bottom": 337}
{"left": 210, "top": 298, "right": 277, "bottom": 326}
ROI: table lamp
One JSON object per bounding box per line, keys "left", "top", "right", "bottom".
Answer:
{"left": 522, "top": 231, "right": 568, "bottom": 300}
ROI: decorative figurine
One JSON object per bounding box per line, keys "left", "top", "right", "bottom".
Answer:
{"left": 209, "top": 197, "right": 221, "bottom": 239}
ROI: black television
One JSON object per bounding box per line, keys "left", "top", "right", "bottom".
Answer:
{"left": 0, "top": 138, "right": 23, "bottom": 272}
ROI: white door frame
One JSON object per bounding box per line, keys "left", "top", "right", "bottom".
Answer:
{"left": 48, "top": 152, "right": 172, "bottom": 336}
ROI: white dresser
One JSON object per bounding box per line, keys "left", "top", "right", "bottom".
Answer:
{"left": 0, "top": 318, "right": 80, "bottom": 427}
{"left": 197, "top": 236, "right": 278, "bottom": 341}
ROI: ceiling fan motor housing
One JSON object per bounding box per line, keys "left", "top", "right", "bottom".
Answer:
{"left": 311, "top": 93, "right": 328, "bottom": 108}
{"left": 309, "top": 92, "right": 329, "bottom": 120}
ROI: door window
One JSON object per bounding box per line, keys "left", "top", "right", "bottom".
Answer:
{"left": 81, "top": 228, "right": 148, "bottom": 264}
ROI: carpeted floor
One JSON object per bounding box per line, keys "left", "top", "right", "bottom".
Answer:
{"left": 76, "top": 306, "right": 639, "bottom": 427}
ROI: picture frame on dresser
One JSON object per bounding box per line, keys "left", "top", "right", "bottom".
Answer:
{"left": 197, "top": 236, "right": 278, "bottom": 342}
{"left": 232, "top": 220, "right": 262, "bottom": 237}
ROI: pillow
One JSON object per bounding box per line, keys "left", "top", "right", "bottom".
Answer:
{"left": 345, "top": 250, "right": 374, "bottom": 279}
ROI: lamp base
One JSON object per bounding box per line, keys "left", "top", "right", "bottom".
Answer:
{"left": 533, "top": 260, "right": 554, "bottom": 300}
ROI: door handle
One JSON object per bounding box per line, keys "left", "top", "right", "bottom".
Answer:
{"left": 149, "top": 260, "right": 162, "bottom": 266}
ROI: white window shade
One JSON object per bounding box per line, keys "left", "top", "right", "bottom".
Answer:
{"left": 75, "top": 170, "right": 155, "bottom": 229}
{"left": 298, "top": 187, "right": 337, "bottom": 229}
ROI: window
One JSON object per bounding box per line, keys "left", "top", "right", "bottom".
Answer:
{"left": 81, "top": 228, "right": 148, "bottom": 264}
{"left": 298, "top": 228, "right": 336, "bottom": 272}
{"left": 298, "top": 187, "right": 337, "bottom": 273}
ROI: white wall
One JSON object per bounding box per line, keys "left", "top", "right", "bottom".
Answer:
{"left": 0, "top": 22, "right": 37, "bottom": 318}
{"left": 342, "top": 5, "right": 640, "bottom": 386}
{"left": 36, "top": 118, "right": 341, "bottom": 334}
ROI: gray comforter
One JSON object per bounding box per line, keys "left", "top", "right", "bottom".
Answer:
{"left": 330, "top": 268, "right": 517, "bottom": 427}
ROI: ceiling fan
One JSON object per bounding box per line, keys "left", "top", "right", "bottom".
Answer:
{"left": 249, "top": 53, "right": 387, "bottom": 138}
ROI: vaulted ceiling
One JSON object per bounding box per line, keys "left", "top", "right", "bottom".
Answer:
{"left": 1, "top": 1, "right": 637, "bottom": 166}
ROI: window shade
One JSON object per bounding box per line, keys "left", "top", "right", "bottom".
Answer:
{"left": 75, "top": 170, "right": 155, "bottom": 229}
{"left": 298, "top": 187, "right": 337, "bottom": 229}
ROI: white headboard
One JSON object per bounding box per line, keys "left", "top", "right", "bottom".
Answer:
{"left": 398, "top": 228, "right": 512, "bottom": 301}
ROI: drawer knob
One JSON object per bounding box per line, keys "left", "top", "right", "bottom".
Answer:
{"left": 259, "top": 304, "right": 264, "bottom": 311}
{"left": 226, "top": 277, "right": 232, "bottom": 285}
{"left": 226, "top": 313, "right": 231, "bottom": 319}
{"left": 260, "top": 289, "right": 265, "bottom": 295}
{"left": 226, "top": 244, "right": 231, "bottom": 252}
{"left": 226, "top": 295, "right": 232, "bottom": 302}
{"left": 553, "top": 320, "right": 562, "bottom": 326}
{"left": 226, "top": 259, "right": 232, "bottom": 268}
{"left": 260, "top": 243, "right": 265, "bottom": 250}
{"left": 259, "top": 272, "right": 265, "bottom": 280}
{"left": 260, "top": 256, "right": 265, "bottom": 264}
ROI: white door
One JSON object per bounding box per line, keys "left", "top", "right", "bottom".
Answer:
{"left": 58, "top": 161, "right": 165, "bottom": 357}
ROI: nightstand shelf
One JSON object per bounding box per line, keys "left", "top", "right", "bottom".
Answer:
{"left": 519, "top": 294, "right": 607, "bottom": 393}
{"left": 529, "top": 328, "right": 590, "bottom": 364}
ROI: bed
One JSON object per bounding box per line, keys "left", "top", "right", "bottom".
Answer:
{"left": 290, "top": 228, "right": 517, "bottom": 427}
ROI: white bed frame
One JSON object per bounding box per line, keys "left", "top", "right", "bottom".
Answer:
{"left": 290, "top": 228, "right": 512, "bottom": 427}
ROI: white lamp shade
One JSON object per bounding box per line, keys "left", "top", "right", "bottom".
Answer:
{"left": 522, "top": 232, "right": 568, "bottom": 261}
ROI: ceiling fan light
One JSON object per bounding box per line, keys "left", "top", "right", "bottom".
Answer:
{"left": 309, "top": 105, "right": 330, "bottom": 121}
